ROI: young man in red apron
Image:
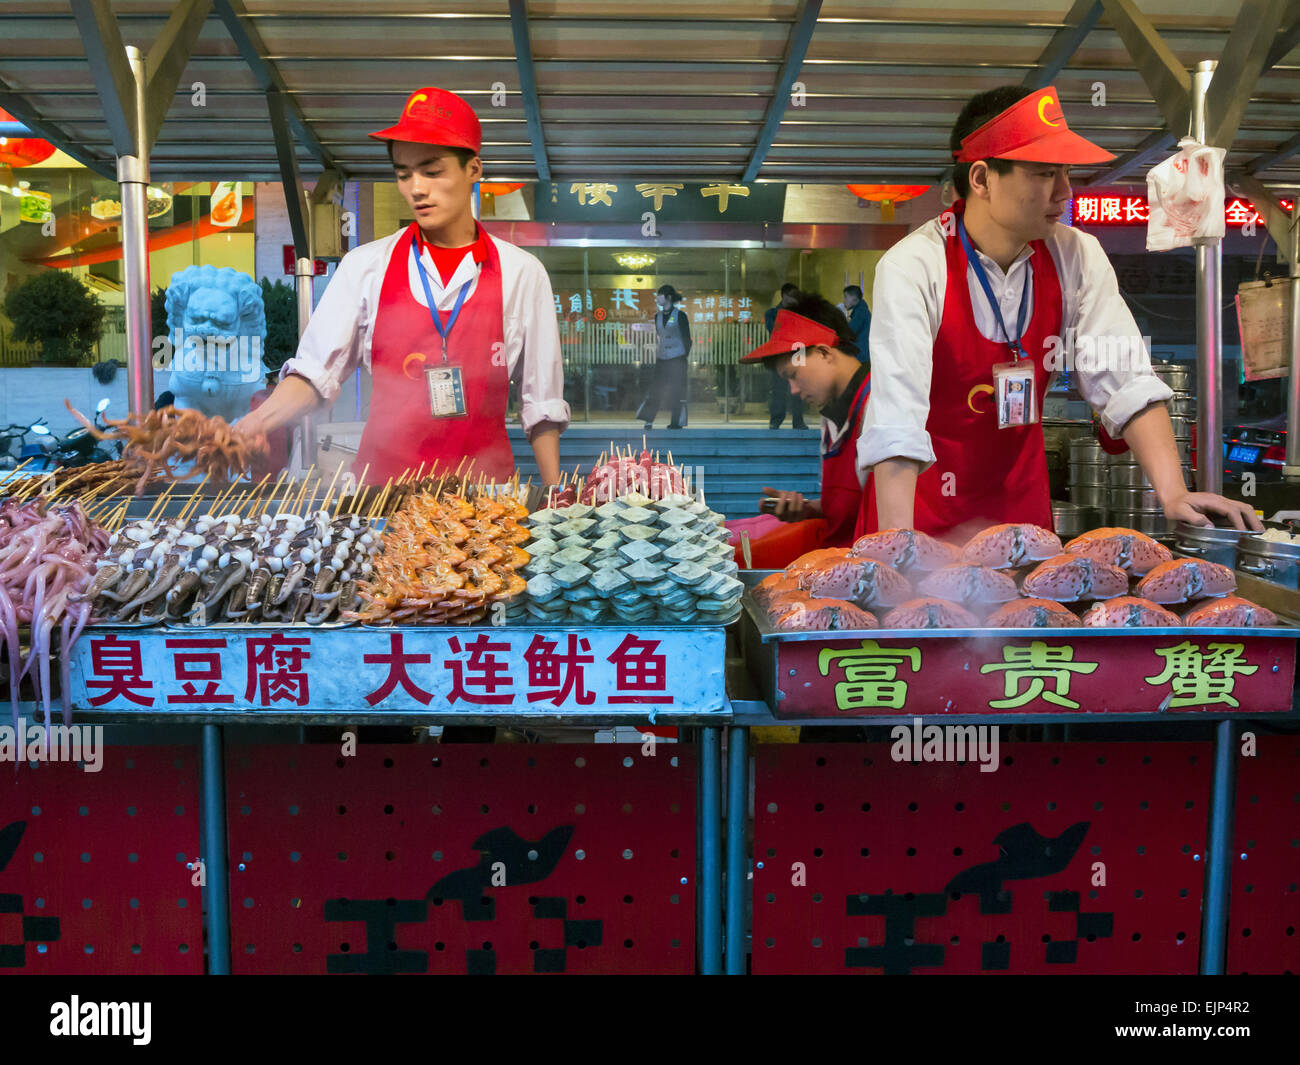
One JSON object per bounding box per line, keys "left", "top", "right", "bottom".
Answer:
{"left": 735, "top": 296, "right": 871, "bottom": 566}
{"left": 235, "top": 87, "right": 567, "bottom": 488}
{"left": 857, "top": 85, "right": 1259, "bottom": 543}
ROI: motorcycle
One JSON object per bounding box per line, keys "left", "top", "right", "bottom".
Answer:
{"left": 51, "top": 397, "right": 118, "bottom": 468}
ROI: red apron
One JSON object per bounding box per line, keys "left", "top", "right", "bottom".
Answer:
{"left": 820, "top": 372, "right": 871, "bottom": 547}
{"left": 858, "top": 201, "right": 1060, "bottom": 543}
{"left": 354, "top": 224, "right": 514, "bottom": 484}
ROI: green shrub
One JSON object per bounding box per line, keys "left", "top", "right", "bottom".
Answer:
{"left": 2, "top": 271, "right": 105, "bottom": 363}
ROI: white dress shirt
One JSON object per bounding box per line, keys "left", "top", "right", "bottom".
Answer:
{"left": 857, "top": 214, "right": 1173, "bottom": 478}
{"left": 279, "top": 228, "right": 571, "bottom": 437}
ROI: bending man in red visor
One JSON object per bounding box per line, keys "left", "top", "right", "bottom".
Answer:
{"left": 236, "top": 87, "right": 568, "bottom": 486}
{"left": 857, "top": 85, "right": 1259, "bottom": 542}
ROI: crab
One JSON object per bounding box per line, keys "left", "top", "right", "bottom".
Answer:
{"left": 880, "top": 597, "right": 980, "bottom": 629}
{"left": 849, "top": 528, "right": 960, "bottom": 573}
{"left": 959, "top": 523, "right": 1063, "bottom": 570}
{"left": 773, "top": 597, "right": 878, "bottom": 631}
{"left": 786, "top": 547, "right": 852, "bottom": 572}
{"left": 1021, "top": 554, "right": 1129, "bottom": 602}
{"left": 795, "top": 556, "right": 912, "bottom": 609}
{"left": 764, "top": 588, "right": 812, "bottom": 622}
{"left": 916, "top": 564, "right": 1019, "bottom": 611}
{"left": 1182, "top": 596, "right": 1278, "bottom": 627}
{"left": 1063, "top": 527, "right": 1173, "bottom": 576}
{"left": 1081, "top": 596, "right": 1181, "bottom": 627}
{"left": 986, "top": 598, "right": 1081, "bottom": 628}
{"left": 1134, "top": 558, "right": 1236, "bottom": 605}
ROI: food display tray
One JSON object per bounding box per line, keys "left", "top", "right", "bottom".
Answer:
{"left": 736, "top": 570, "right": 1300, "bottom": 720}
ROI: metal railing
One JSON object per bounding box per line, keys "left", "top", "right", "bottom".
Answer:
{"left": 558, "top": 319, "right": 770, "bottom": 370}
{"left": 0, "top": 327, "right": 129, "bottom": 368}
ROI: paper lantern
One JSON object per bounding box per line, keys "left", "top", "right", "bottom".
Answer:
{"left": 846, "top": 184, "right": 930, "bottom": 221}
{"left": 0, "top": 109, "right": 56, "bottom": 168}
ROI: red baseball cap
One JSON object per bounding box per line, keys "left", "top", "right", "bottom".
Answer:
{"left": 370, "top": 87, "right": 482, "bottom": 153}
{"left": 954, "top": 87, "right": 1115, "bottom": 165}
{"left": 741, "top": 309, "right": 841, "bottom": 363}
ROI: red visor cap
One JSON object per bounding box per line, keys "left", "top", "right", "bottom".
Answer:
{"left": 370, "top": 87, "right": 482, "bottom": 153}
{"left": 741, "top": 309, "right": 841, "bottom": 363}
{"left": 954, "top": 87, "right": 1115, "bottom": 165}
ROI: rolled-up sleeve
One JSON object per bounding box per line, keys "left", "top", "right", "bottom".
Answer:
{"left": 855, "top": 248, "right": 942, "bottom": 477}
{"left": 278, "top": 252, "right": 367, "bottom": 405}
{"left": 1065, "top": 231, "right": 1174, "bottom": 437}
{"left": 516, "top": 258, "right": 571, "bottom": 436}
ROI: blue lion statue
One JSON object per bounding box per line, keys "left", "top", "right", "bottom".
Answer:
{"left": 163, "top": 265, "right": 267, "bottom": 423}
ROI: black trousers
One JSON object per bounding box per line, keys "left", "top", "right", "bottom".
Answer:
{"left": 768, "top": 365, "right": 807, "bottom": 428}
{"left": 639, "top": 357, "right": 689, "bottom": 426}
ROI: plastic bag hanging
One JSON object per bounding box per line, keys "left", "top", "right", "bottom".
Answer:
{"left": 1145, "top": 137, "right": 1226, "bottom": 251}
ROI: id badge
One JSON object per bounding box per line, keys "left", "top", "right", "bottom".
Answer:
{"left": 993, "top": 360, "right": 1038, "bottom": 429}
{"left": 426, "top": 365, "right": 467, "bottom": 418}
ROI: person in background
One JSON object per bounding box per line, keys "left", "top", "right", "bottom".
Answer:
{"left": 842, "top": 284, "right": 871, "bottom": 368}
{"left": 638, "top": 284, "right": 691, "bottom": 430}
{"left": 764, "top": 283, "right": 808, "bottom": 430}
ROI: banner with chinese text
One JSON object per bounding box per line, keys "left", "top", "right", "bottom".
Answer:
{"left": 770, "top": 635, "right": 1295, "bottom": 717}
{"left": 68, "top": 627, "right": 727, "bottom": 718}
{"left": 535, "top": 181, "right": 787, "bottom": 224}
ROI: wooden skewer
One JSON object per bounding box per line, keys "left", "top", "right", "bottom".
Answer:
{"left": 368, "top": 476, "right": 394, "bottom": 519}
{"left": 257, "top": 470, "right": 288, "bottom": 518}
{"left": 293, "top": 465, "right": 316, "bottom": 514}
{"left": 146, "top": 481, "right": 177, "bottom": 521}
{"left": 239, "top": 472, "right": 272, "bottom": 517}
{"left": 178, "top": 472, "right": 212, "bottom": 522}
{"left": 320, "top": 462, "right": 345, "bottom": 516}
{"left": 454, "top": 456, "right": 466, "bottom": 480}
{"left": 740, "top": 530, "right": 753, "bottom": 570}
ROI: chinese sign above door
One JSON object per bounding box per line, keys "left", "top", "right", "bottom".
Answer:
{"left": 536, "top": 182, "right": 788, "bottom": 224}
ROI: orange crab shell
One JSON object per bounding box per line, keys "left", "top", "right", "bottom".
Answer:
{"left": 1181, "top": 595, "right": 1278, "bottom": 627}
{"left": 773, "top": 597, "right": 878, "bottom": 632}
{"left": 1063, "top": 527, "right": 1173, "bottom": 575}
{"left": 1081, "top": 596, "right": 1181, "bottom": 627}
{"left": 986, "top": 598, "right": 1081, "bottom": 628}
{"left": 849, "top": 528, "right": 960, "bottom": 573}
{"left": 959, "top": 523, "right": 1063, "bottom": 570}
{"left": 917, "top": 564, "right": 1019, "bottom": 609}
{"left": 880, "top": 597, "right": 980, "bottom": 629}
{"left": 1135, "top": 558, "right": 1236, "bottom": 605}
{"left": 1021, "top": 554, "right": 1130, "bottom": 602}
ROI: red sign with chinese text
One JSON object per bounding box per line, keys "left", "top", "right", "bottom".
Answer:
{"left": 771, "top": 635, "right": 1296, "bottom": 718}
{"left": 1073, "top": 195, "right": 1294, "bottom": 227}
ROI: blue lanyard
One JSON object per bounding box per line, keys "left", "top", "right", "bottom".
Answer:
{"left": 411, "top": 237, "right": 473, "bottom": 363}
{"left": 958, "top": 218, "right": 1030, "bottom": 360}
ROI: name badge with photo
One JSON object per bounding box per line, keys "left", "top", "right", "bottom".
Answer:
{"left": 993, "top": 360, "right": 1038, "bottom": 430}
{"left": 426, "top": 366, "right": 468, "bottom": 418}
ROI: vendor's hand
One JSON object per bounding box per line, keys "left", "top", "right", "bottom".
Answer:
{"left": 760, "top": 486, "right": 811, "bottom": 522}
{"left": 1163, "top": 492, "right": 1262, "bottom": 531}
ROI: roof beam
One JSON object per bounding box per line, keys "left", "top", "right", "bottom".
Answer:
{"left": 0, "top": 78, "right": 114, "bottom": 178}
{"left": 508, "top": 0, "right": 551, "bottom": 181}
{"left": 212, "top": 0, "right": 338, "bottom": 174}
{"left": 1245, "top": 129, "right": 1300, "bottom": 174}
{"left": 1021, "top": 0, "right": 1103, "bottom": 90}
{"left": 267, "top": 87, "right": 310, "bottom": 258}
{"left": 1081, "top": 128, "right": 1175, "bottom": 186}
{"left": 69, "top": 0, "right": 140, "bottom": 157}
{"left": 744, "top": 0, "right": 822, "bottom": 182}
{"left": 144, "top": 0, "right": 213, "bottom": 149}
{"left": 1230, "top": 172, "right": 1297, "bottom": 263}
{"left": 1098, "top": 0, "right": 1190, "bottom": 133}
{"left": 1263, "top": 0, "right": 1300, "bottom": 67}
{"left": 1204, "top": 0, "right": 1289, "bottom": 148}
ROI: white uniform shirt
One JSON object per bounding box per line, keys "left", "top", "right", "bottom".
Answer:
{"left": 279, "top": 228, "right": 571, "bottom": 437}
{"left": 857, "top": 215, "right": 1173, "bottom": 478}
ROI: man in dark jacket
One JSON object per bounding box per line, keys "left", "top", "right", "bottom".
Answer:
{"left": 764, "top": 283, "right": 807, "bottom": 429}
{"left": 842, "top": 284, "right": 871, "bottom": 368}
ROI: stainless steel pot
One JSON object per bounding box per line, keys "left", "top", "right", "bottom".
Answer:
{"left": 1173, "top": 520, "right": 1252, "bottom": 569}
{"left": 1107, "top": 485, "right": 1162, "bottom": 509}
{"left": 1068, "top": 438, "right": 1105, "bottom": 464}
{"left": 1236, "top": 533, "right": 1300, "bottom": 589}
{"left": 1156, "top": 370, "right": 1192, "bottom": 392}
{"left": 1068, "top": 462, "right": 1108, "bottom": 485}
{"left": 1167, "top": 414, "right": 1192, "bottom": 437}
{"left": 1069, "top": 483, "right": 1109, "bottom": 507}
{"left": 1108, "top": 463, "right": 1192, "bottom": 488}
{"left": 1052, "top": 502, "right": 1101, "bottom": 540}
{"left": 1168, "top": 396, "right": 1196, "bottom": 417}
{"left": 1109, "top": 508, "right": 1173, "bottom": 536}
{"left": 1173, "top": 436, "right": 1192, "bottom": 462}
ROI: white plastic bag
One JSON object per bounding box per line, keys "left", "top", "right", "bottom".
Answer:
{"left": 1146, "top": 137, "right": 1226, "bottom": 251}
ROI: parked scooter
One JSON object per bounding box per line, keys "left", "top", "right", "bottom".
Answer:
{"left": 52, "top": 398, "right": 118, "bottom": 467}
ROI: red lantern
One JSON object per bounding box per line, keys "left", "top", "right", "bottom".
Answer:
{"left": 0, "top": 109, "right": 56, "bottom": 168}
{"left": 846, "top": 184, "right": 930, "bottom": 221}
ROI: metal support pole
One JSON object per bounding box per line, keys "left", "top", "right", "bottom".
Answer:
{"left": 699, "top": 725, "right": 722, "bottom": 974}
{"left": 119, "top": 45, "right": 154, "bottom": 416}
{"left": 1200, "top": 718, "right": 1237, "bottom": 975}
{"left": 295, "top": 256, "right": 316, "bottom": 469}
{"left": 201, "top": 724, "right": 231, "bottom": 974}
{"left": 1285, "top": 211, "right": 1300, "bottom": 480}
{"left": 724, "top": 725, "right": 749, "bottom": 974}
{"left": 1192, "top": 60, "right": 1223, "bottom": 495}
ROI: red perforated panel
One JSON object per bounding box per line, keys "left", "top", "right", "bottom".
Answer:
{"left": 0, "top": 748, "right": 203, "bottom": 974}
{"left": 226, "top": 745, "right": 696, "bottom": 974}
{"left": 753, "top": 742, "right": 1214, "bottom": 974}
{"left": 1228, "top": 734, "right": 1300, "bottom": 974}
